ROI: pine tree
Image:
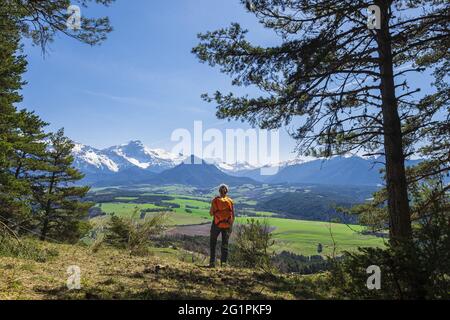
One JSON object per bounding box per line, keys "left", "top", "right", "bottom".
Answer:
{"left": 0, "top": 9, "right": 34, "bottom": 228}
{"left": 193, "top": 0, "right": 449, "bottom": 242}
{"left": 1, "top": 1, "right": 114, "bottom": 238}
{"left": 11, "top": 110, "right": 49, "bottom": 181}
{"left": 32, "top": 129, "right": 93, "bottom": 241}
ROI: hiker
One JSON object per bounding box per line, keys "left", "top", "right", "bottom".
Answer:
{"left": 209, "top": 184, "right": 234, "bottom": 267}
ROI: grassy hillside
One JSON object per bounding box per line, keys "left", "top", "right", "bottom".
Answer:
{"left": 0, "top": 240, "right": 329, "bottom": 300}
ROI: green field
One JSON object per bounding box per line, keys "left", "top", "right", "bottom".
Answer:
{"left": 100, "top": 202, "right": 160, "bottom": 216}
{"left": 237, "top": 217, "right": 386, "bottom": 255}
{"left": 254, "top": 211, "right": 279, "bottom": 217}
{"left": 165, "top": 198, "right": 211, "bottom": 219}
{"left": 92, "top": 187, "right": 385, "bottom": 255}
{"left": 99, "top": 202, "right": 210, "bottom": 225}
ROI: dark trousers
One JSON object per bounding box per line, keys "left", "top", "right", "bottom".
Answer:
{"left": 210, "top": 222, "right": 232, "bottom": 265}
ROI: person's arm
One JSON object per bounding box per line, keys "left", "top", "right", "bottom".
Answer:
{"left": 210, "top": 199, "right": 215, "bottom": 217}
{"left": 231, "top": 201, "right": 235, "bottom": 224}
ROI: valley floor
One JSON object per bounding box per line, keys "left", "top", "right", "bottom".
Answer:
{"left": 0, "top": 241, "right": 329, "bottom": 300}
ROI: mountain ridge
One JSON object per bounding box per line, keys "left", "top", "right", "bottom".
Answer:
{"left": 72, "top": 141, "right": 425, "bottom": 187}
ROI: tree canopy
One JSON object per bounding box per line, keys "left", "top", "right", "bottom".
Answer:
{"left": 2, "top": 0, "right": 115, "bottom": 51}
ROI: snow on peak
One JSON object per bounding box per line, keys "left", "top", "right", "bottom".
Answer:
{"left": 112, "top": 148, "right": 151, "bottom": 169}
{"left": 72, "top": 140, "right": 324, "bottom": 175}
{"left": 143, "top": 146, "right": 183, "bottom": 163}
{"left": 73, "top": 140, "right": 183, "bottom": 174}
{"left": 72, "top": 143, "right": 84, "bottom": 154}
{"left": 217, "top": 161, "right": 259, "bottom": 172}
{"left": 72, "top": 143, "right": 119, "bottom": 172}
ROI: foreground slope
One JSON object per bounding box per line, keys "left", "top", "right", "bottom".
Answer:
{"left": 0, "top": 241, "right": 328, "bottom": 300}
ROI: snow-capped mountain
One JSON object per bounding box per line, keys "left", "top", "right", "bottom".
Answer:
{"left": 213, "top": 155, "right": 316, "bottom": 174}
{"left": 72, "top": 140, "right": 363, "bottom": 184}
{"left": 102, "top": 140, "right": 183, "bottom": 172}
{"left": 72, "top": 141, "right": 426, "bottom": 187}
{"left": 216, "top": 161, "right": 260, "bottom": 173}
{"left": 73, "top": 140, "right": 272, "bottom": 180}
{"left": 218, "top": 156, "right": 316, "bottom": 178}
{"left": 72, "top": 141, "right": 184, "bottom": 183}
{"left": 72, "top": 143, "right": 120, "bottom": 173}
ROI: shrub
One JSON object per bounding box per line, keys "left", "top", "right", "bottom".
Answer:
{"left": 230, "top": 219, "right": 275, "bottom": 270}
{"left": 105, "top": 213, "right": 168, "bottom": 256}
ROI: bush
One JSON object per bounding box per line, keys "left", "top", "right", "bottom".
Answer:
{"left": 230, "top": 219, "right": 275, "bottom": 270}
{"left": 105, "top": 213, "right": 168, "bottom": 256}
{"left": 49, "top": 220, "right": 93, "bottom": 244}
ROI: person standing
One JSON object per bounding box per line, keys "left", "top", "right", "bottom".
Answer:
{"left": 209, "top": 184, "right": 234, "bottom": 267}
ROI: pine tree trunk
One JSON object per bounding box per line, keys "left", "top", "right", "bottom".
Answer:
{"left": 377, "top": 2, "right": 412, "bottom": 241}
{"left": 40, "top": 218, "right": 48, "bottom": 241}
{"left": 40, "top": 171, "right": 56, "bottom": 241}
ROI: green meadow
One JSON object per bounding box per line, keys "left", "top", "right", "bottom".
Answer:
{"left": 237, "top": 217, "right": 386, "bottom": 255}
{"left": 96, "top": 191, "right": 385, "bottom": 255}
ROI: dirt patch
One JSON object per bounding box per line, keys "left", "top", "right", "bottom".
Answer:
{"left": 165, "top": 223, "right": 212, "bottom": 237}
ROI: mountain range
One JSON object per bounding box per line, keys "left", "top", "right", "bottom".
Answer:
{"left": 231, "top": 156, "right": 422, "bottom": 186}
{"left": 72, "top": 140, "right": 422, "bottom": 187}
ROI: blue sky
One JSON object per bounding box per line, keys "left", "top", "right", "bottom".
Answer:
{"left": 19, "top": 0, "right": 298, "bottom": 162}
{"left": 19, "top": 0, "right": 438, "bottom": 162}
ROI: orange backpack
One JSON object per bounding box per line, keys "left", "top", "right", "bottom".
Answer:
{"left": 212, "top": 196, "right": 234, "bottom": 229}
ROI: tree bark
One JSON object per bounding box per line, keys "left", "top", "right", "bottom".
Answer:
{"left": 40, "top": 218, "right": 48, "bottom": 241}
{"left": 376, "top": 1, "right": 412, "bottom": 241}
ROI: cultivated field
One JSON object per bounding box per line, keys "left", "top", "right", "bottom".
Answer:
{"left": 91, "top": 186, "right": 385, "bottom": 256}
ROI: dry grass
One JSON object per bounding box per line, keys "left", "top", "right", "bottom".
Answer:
{"left": 0, "top": 241, "right": 329, "bottom": 300}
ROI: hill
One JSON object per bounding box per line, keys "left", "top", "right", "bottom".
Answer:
{"left": 0, "top": 240, "right": 328, "bottom": 300}
{"left": 251, "top": 184, "right": 377, "bottom": 223}
{"left": 93, "top": 167, "right": 157, "bottom": 186}
{"left": 91, "top": 156, "right": 257, "bottom": 188}
{"left": 142, "top": 156, "right": 257, "bottom": 188}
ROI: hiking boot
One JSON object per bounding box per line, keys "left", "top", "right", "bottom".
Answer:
{"left": 208, "top": 262, "right": 216, "bottom": 268}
